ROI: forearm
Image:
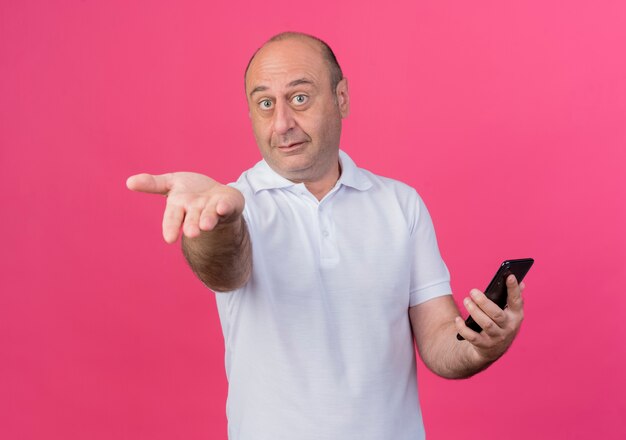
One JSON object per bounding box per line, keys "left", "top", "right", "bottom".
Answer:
{"left": 410, "top": 296, "right": 497, "bottom": 379}
{"left": 181, "top": 215, "right": 252, "bottom": 292}
{"left": 418, "top": 318, "right": 494, "bottom": 379}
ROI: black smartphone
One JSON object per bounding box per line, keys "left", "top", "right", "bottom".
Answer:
{"left": 457, "top": 258, "right": 534, "bottom": 341}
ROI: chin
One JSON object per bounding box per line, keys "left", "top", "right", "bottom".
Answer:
{"left": 280, "top": 166, "right": 314, "bottom": 181}
{"left": 272, "top": 154, "right": 313, "bottom": 174}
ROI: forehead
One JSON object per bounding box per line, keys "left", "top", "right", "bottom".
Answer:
{"left": 245, "top": 38, "right": 329, "bottom": 94}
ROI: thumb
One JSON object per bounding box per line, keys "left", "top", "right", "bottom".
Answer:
{"left": 506, "top": 274, "right": 524, "bottom": 312}
{"left": 126, "top": 173, "right": 173, "bottom": 195}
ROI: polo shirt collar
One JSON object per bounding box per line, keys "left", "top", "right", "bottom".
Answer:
{"left": 336, "top": 150, "right": 372, "bottom": 191}
{"left": 247, "top": 149, "right": 373, "bottom": 194}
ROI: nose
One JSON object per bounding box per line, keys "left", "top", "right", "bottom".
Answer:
{"left": 272, "top": 100, "right": 296, "bottom": 135}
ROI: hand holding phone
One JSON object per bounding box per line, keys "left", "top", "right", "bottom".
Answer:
{"left": 457, "top": 258, "right": 534, "bottom": 341}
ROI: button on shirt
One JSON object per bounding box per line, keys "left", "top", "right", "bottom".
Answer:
{"left": 215, "top": 150, "right": 451, "bottom": 440}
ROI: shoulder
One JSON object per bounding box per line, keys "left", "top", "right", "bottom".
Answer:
{"left": 353, "top": 166, "right": 434, "bottom": 235}
{"left": 358, "top": 167, "right": 423, "bottom": 206}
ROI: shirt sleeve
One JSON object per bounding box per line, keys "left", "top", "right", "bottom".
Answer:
{"left": 408, "top": 192, "right": 452, "bottom": 306}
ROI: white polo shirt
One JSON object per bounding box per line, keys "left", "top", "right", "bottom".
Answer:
{"left": 215, "top": 150, "right": 451, "bottom": 440}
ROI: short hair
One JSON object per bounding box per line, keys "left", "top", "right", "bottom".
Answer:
{"left": 244, "top": 32, "right": 344, "bottom": 92}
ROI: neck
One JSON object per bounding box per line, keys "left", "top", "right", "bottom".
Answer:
{"left": 304, "top": 160, "right": 341, "bottom": 201}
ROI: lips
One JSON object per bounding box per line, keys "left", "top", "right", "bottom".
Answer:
{"left": 277, "top": 141, "right": 306, "bottom": 151}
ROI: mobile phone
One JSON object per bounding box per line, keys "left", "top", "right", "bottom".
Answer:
{"left": 456, "top": 258, "right": 534, "bottom": 341}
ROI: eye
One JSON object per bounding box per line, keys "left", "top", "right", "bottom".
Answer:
{"left": 259, "top": 99, "right": 273, "bottom": 110}
{"left": 292, "top": 94, "right": 308, "bottom": 105}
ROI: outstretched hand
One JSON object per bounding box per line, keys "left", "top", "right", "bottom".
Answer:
{"left": 455, "top": 275, "right": 526, "bottom": 363}
{"left": 126, "top": 172, "right": 245, "bottom": 244}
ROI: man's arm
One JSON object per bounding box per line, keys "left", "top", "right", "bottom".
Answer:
{"left": 409, "top": 275, "right": 525, "bottom": 379}
{"left": 126, "top": 172, "right": 252, "bottom": 292}
{"left": 181, "top": 214, "right": 251, "bottom": 292}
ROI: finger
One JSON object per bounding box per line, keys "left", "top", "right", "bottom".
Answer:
{"left": 182, "top": 208, "right": 202, "bottom": 238}
{"left": 464, "top": 295, "right": 501, "bottom": 337}
{"left": 199, "top": 200, "right": 220, "bottom": 231}
{"left": 469, "top": 289, "right": 507, "bottom": 327}
{"left": 215, "top": 198, "right": 236, "bottom": 218}
{"left": 506, "top": 275, "right": 524, "bottom": 313}
{"left": 162, "top": 202, "right": 185, "bottom": 244}
{"left": 126, "top": 173, "right": 174, "bottom": 195}
{"left": 455, "top": 316, "right": 480, "bottom": 343}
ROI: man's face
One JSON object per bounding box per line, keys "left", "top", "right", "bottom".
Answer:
{"left": 245, "top": 37, "right": 349, "bottom": 184}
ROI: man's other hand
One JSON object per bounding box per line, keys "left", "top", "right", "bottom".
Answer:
{"left": 455, "top": 275, "right": 526, "bottom": 363}
{"left": 126, "top": 172, "right": 245, "bottom": 244}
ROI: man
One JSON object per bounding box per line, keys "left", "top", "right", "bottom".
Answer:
{"left": 127, "top": 32, "right": 525, "bottom": 440}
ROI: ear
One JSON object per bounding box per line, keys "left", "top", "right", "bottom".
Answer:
{"left": 335, "top": 78, "right": 350, "bottom": 118}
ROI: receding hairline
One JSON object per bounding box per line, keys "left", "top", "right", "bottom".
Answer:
{"left": 244, "top": 32, "right": 344, "bottom": 92}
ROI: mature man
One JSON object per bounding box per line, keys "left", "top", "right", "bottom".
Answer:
{"left": 127, "top": 32, "right": 525, "bottom": 440}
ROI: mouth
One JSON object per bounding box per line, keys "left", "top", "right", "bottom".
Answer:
{"left": 276, "top": 141, "right": 306, "bottom": 152}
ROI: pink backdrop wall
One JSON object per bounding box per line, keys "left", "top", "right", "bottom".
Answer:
{"left": 2, "top": 1, "right": 625, "bottom": 439}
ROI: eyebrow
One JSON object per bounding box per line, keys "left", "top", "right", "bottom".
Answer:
{"left": 287, "top": 78, "right": 314, "bottom": 88}
{"left": 249, "top": 78, "right": 315, "bottom": 97}
{"left": 249, "top": 85, "right": 268, "bottom": 97}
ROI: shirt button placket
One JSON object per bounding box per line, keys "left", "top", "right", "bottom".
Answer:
{"left": 318, "top": 198, "right": 339, "bottom": 266}
{"left": 319, "top": 205, "right": 327, "bottom": 238}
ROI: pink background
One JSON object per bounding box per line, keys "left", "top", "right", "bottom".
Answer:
{"left": 2, "top": 1, "right": 625, "bottom": 439}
